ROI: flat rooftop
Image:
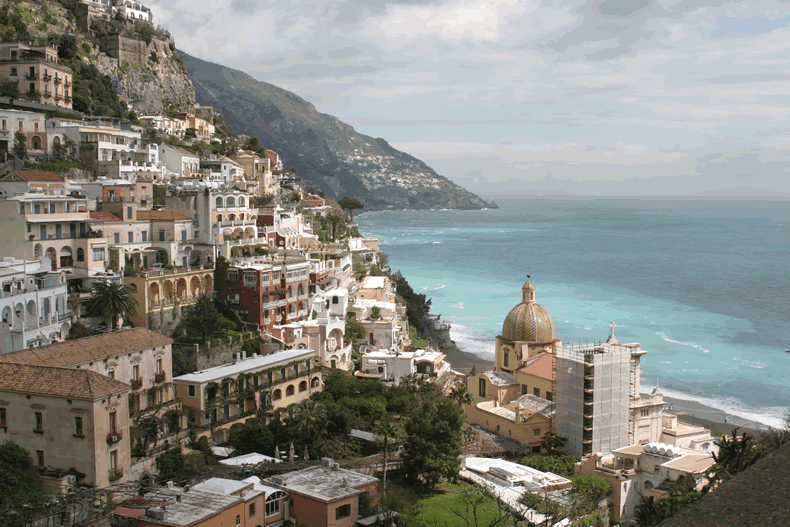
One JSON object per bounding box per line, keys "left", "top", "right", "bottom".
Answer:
{"left": 360, "top": 276, "right": 386, "bottom": 289}
{"left": 264, "top": 463, "right": 378, "bottom": 503}
{"left": 173, "top": 349, "right": 314, "bottom": 384}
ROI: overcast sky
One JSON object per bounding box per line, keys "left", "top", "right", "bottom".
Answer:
{"left": 152, "top": 0, "right": 790, "bottom": 196}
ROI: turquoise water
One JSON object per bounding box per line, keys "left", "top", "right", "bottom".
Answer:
{"left": 356, "top": 197, "right": 790, "bottom": 428}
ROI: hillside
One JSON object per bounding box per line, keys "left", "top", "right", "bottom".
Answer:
{"left": 182, "top": 52, "right": 494, "bottom": 211}
{"left": 0, "top": 0, "right": 194, "bottom": 115}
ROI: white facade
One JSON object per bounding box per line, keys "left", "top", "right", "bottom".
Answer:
{"left": 0, "top": 257, "right": 70, "bottom": 352}
{"left": 47, "top": 117, "right": 145, "bottom": 162}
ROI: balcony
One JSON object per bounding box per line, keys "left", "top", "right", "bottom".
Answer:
{"left": 108, "top": 467, "right": 124, "bottom": 481}
{"left": 107, "top": 430, "right": 122, "bottom": 444}
{"left": 52, "top": 75, "right": 60, "bottom": 84}
{"left": 25, "top": 72, "right": 36, "bottom": 80}
{"left": 43, "top": 73, "right": 52, "bottom": 82}
{"left": 154, "top": 371, "right": 166, "bottom": 383}
{"left": 131, "top": 379, "right": 143, "bottom": 390}
{"left": 65, "top": 80, "right": 71, "bottom": 88}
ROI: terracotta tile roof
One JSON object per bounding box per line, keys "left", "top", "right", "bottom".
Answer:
{"left": 136, "top": 210, "right": 191, "bottom": 221}
{"left": 3, "top": 170, "right": 63, "bottom": 181}
{"left": 516, "top": 352, "right": 553, "bottom": 381}
{"left": 0, "top": 328, "right": 172, "bottom": 368}
{"left": 0, "top": 363, "right": 129, "bottom": 400}
{"left": 89, "top": 211, "right": 123, "bottom": 221}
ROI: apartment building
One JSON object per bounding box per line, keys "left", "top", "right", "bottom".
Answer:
{"left": 0, "top": 328, "right": 176, "bottom": 425}
{"left": 160, "top": 144, "right": 200, "bottom": 178}
{"left": 0, "top": 43, "right": 73, "bottom": 109}
{"left": 47, "top": 117, "right": 145, "bottom": 161}
{"left": 0, "top": 257, "right": 71, "bottom": 353}
{"left": 264, "top": 458, "right": 379, "bottom": 527}
{"left": 0, "top": 362, "right": 132, "bottom": 488}
{"left": 0, "top": 109, "right": 67, "bottom": 157}
{"left": 173, "top": 349, "right": 321, "bottom": 442}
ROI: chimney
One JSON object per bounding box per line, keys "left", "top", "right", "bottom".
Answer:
{"left": 320, "top": 457, "right": 333, "bottom": 468}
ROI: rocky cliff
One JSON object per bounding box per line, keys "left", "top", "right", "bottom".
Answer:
{"left": 182, "top": 53, "right": 494, "bottom": 211}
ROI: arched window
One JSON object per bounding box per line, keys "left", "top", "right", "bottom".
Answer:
{"left": 226, "top": 196, "right": 236, "bottom": 207}
{"left": 311, "top": 376, "right": 320, "bottom": 388}
{"left": 496, "top": 425, "right": 500, "bottom": 432}
{"left": 30, "top": 136, "right": 42, "bottom": 150}
{"left": 644, "top": 481, "right": 653, "bottom": 491}
{"left": 286, "top": 385, "right": 294, "bottom": 396}
{"left": 215, "top": 196, "right": 223, "bottom": 208}
{"left": 238, "top": 197, "right": 246, "bottom": 207}
{"left": 503, "top": 350, "right": 509, "bottom": 368}
{"left": 76, "top": 248, "right": 84, "bottom": 262}
{"left": 299, "top": 381, "right": 307, "bottom": 392}
{"left": 332, "top": 296, "right": 339, "bottom": 304}
{"left": 533, "top": 428, "right": 541, "bottom": 437}
{"left": 273, "top": 389, "right": 281, "bottom": 400}
{"left": 52, "top": 136, "right": 61, "bottom": 148}
{"left": 478, "top": 378, "right": 486, "bottom": 397}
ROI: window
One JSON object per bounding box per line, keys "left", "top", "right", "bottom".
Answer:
{"left": 49, "top": 203, "right": 55, "bottom": 213}
{"left": 533, "top": 387, "right": 540, "bottom": 397}
{"left": 108, "top": 370, "right": 114, "bottom": 379}
{"left": 546, "top": 391, "right": 553, "bottom": 401}
{"left": 335, "top": 504, "right": 351, "bottom": 520}
{"left": 127, "top": 232, "right": 134, "bottom": 243}
{"left": 228, "top": 270, "right": 238, "bottom": 281}
{"left": 126, "top": 207, "right": 133, "bottom": 220}
{"left": 479, "top": 378, "right": 486, "bottom": 397}
{"left": 159, "top": 231, "right": 165, "bottom": 241}
{"left": 236, "top": 515, "right": 241, "bottom": 526}
{"left": 244, "top": 273, "right": 257, "bottom": 287}
{"left": 266, "top": 499, "right": 280, "bottom": 516}
{"left": 503, "top": 351, "right": 509, "bottom": 367}
{"left": 181, "top": 230, "right": 187, "bottom": 241}
{"left": 188, "top": 385, "right": 196, "bottom": 397}
{"left": 110, "top": 450, "right": 117, "bottom": 470}
{"left": 142, "top": 231, "right": 147, "bottom": 242}
{"left": 109, "top": 411, "right": 117, "bottom": 434}
{"left": 114, "top": 233, "right": 120, "bottom": 244}
{"left": 93, "top": 248, "right": 105, "bottom": 261}
{"left": 249, "top": 503, "right": 255, "bottom": 516}
{"left": 534, "top": 428, "right": 541, "bottom": 437}
{"left": 34, "top": 203, "right": 41, "bottom": 214}
{"left": 273, "top": 389, "right": 282, "bottom": 400}
{"left": 641, "top": 409, "right": 650, "bottom": 417}
{"left": 37, "top": 450, "right": 44, "bottom": 466}
{"left": 9, "top": 66, "right": 15, "bottom": 76}
{"left": 522, "top": 384, "right": 529, "bottom": 395}
{"left": 35, "top": 412, "right": 43, "bottom": 431}
{"left": 74, "top": 416, "right": 83, "bottom": 436}
{"left": 0, "top": 408, "right": 6, "bottom": 427}
{"left": 133, "top": 365, "right": 140, "bottom": 381}
{"left": 156, "top": 359, "right": 162, "bottom": 374}
{"left": 332, "top": 296, "right": 339, "bottom": 304}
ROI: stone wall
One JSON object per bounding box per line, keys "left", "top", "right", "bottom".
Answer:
{"left": 173, "top": 332, "right": 260, "bottom": 372}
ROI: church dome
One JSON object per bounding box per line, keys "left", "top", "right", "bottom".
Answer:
{"left": 501, "top": 279, "right": 555, "bottom": 342}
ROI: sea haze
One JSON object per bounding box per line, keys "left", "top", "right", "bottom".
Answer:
{"left": 356, "top": 197, "right": 790, "bottom": 428}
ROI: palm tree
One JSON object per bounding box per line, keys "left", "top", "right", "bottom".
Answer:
{"left": 326, "top": 211, "right": 345, "bottom": 241}
{"left": 449, "top": 383, "right": 473, "bottom": 407}
{"left": 292, "top": 400, "right": 328, "bottom": 446}
{"left": 88, "top": 281, "right": 138, "bottom": 331}
{"left": 375, "top": 418, "right": 401, "bottom": 496}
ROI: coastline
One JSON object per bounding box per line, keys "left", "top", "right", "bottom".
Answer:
{"left": 439, "top": 340, "right": 766, "bottom": 436}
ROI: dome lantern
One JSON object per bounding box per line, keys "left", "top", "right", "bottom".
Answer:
{"left": 502, "top": 278, "right": 555, "bottom": 342}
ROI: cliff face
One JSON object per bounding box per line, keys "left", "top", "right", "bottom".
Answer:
{"left": 182, "top": 53, "right": 493, "bottom": 211}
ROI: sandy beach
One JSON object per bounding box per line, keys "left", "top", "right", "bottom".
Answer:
{"left": 441, "top": 340, "right": 769, "bottom": 436}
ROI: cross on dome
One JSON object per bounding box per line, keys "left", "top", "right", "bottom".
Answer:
{"left": 606, "top": 321, "right": 619, "bottom": 344}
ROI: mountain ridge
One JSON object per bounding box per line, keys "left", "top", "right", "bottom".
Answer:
{"left": 181, "top": 52, "right": 495, "bottom": 211}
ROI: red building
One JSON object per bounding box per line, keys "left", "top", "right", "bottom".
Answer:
{"left": 224, "top": 258, "right": 311, "bottom": 331}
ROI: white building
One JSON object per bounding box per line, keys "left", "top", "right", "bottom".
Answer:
{"left": 159, "top": 144, "right": 200, "bottom": 178}
{"left": 47, "top": 117, "right": 145, "bottom": 162}
{"left": 0, "top": 257, "right": 70, "bottom": 352}
{"left": 356, "top": 347, "right": 450, "bottom": 386}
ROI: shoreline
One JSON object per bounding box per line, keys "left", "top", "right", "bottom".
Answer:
{"left": 439, "top": 340, "right": 767, "bottom": 436}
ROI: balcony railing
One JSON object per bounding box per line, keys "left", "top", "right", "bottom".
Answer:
{"left": 109, "top": 467, "right": 124, "bottom": 481}
{"left": 52, "top": 75, "right": 60, "bottom": 84}
{"left": 131, "top": 379, "right": 143, "bottom": 390}
{"left": 107, "top": 430, "right": 122, "bottom": 444}
{"left": 43, "top": 73, "right": 52, "bottom": 81}
{"left": 64, "top": 80, "right": 71, "bottom": 88}
{"left": 25, "top": 73, "right": 36, "bottom": 80}
{"left": 154, "top": 371, "right": 166, "bottom": 383}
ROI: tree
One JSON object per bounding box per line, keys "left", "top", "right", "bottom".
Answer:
{"left": 633, "top": 474, "right": 704, "bottom": 527}
{"left": 13, "top": 132, "right": 26, "bottom": 160}
{"left": 374, "top": 418, "right": 401, "bottom": 494}
{"left": 518, "top": 454, "right": 577, "bottom": 479}
{"left": 88, "top": 281, "right": 138, "bottom": 330}
{"left": 571, "top": 474, "right": 611, "bottom": 508}
{"left": 376, "top": 482, "right": 421, "bottom": 526}
{"left": 338, "top": 197, "right": 364, "bottom": 220}
{"left": 540, "top": 431, "right": 568, "bottom": 456}
{"left": 450, "top": 483, "right": 520, "bottom": 527}
{"left": 155, "top": 447, "right": 186, "bottom": 481}
{"left": 449, "top": 383, "right": 473, "bottom": 407}
{"left": 402, "top": 395, "right": 465, "bottom": 487}
{"left": 326, "top": 211, "right": 345, "bottom": 241}
{"left": 0, "top": 442, "right": 49, "bottom": 525}
{"left": 290, "top": 400, "right": 328, "bottom": 446}
{"left": 289, "top": 167, "right": 297, "bottom": 175}
{"left": 181, "top": 294, "right": 228, "bottom": 342}
{"left": 227, "top": 419, "right": 275, "bottom": 455}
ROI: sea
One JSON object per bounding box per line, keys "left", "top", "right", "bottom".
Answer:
{"left": 355, "top": 197, "right": 790, "bottom": 429}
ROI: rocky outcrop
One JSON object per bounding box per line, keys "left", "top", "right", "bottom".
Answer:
{"left": 182, "top": 52, "right": 495, "bottom": 211}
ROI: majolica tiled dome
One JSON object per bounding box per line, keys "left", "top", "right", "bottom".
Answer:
{"left": 501, "top": 280, "right": 555, "bottom": 342}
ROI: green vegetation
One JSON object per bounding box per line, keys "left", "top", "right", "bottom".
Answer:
{"left": 67, "top": 321, "right": 100, "bottom": 340}
{"left": 410, "top": 483, "right": 515, "bottom": 527}
{"left": 13, "top": 132, "right": 26, "bottom": 160}
{"left": 0, "top": 79, "right": 18, "bottom": 98}
{"left": 518, "top": 454, "right": 577, "bottom": 479}
{"left": 0, "top": 442, "right": 49, "bottom": 522}
{"left": 0, "top": 4, "right": 31, "bottom": 41}
{"left": 571, "top": 474, "right": 611, "bottom": 507}
{"left": 392, "top": 271, "right": 432, "bottom": 336}
{"left": 71, "top": 63, "right": 131, "bottom": 117}
{"left": 338, "top": 196, "right": 364, "bottom": 219}
{"left": 35, "top": 159, "right": 88, "bottom": 173}
{"left": 177, "top": 294, "right": 237, "bottom": 342}
{"left": 88, "top": 282, "right": 138, "bottom": 331}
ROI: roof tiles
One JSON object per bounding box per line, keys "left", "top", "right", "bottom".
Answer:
{"left": 0, "top": 363, "right": 129, "bottom": 399}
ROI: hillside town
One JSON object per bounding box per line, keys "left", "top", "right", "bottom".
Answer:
{"left": 0, "top": 3, "right": 788, "bottom": 527}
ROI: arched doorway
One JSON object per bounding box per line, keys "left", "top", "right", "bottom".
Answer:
{"left": 190, "top": 276, "right": 201, "bottom": 297}
{"left": 176, "top": 278, "right": 187, "bottom": 299}
{"left": 155, "top": 250, "right": 168, "bottom": 266}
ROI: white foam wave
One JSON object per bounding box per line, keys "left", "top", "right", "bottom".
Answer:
{"left": 656, "top": 332, "right": 710, "bottom": 353}
{"left": 432, "top": 283, "right": 450, "bottom": 291}
{"left": 583, "top": 326, "right": 593, "bottom": 330}
{"left": 432, "top": 241, "right": 442, "bottom": 244}
{"left": 452, "top": 301, "right": 465, "bottom": 309}
{"left": 450, "top": 323, "right": 496, "bottom": 361}
{"left": 642, "top": 383, "right": 786, "bottom": 429}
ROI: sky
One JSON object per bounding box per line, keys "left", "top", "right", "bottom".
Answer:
{"left": 152, "top": 0, "right": 790, "bottom": 196}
